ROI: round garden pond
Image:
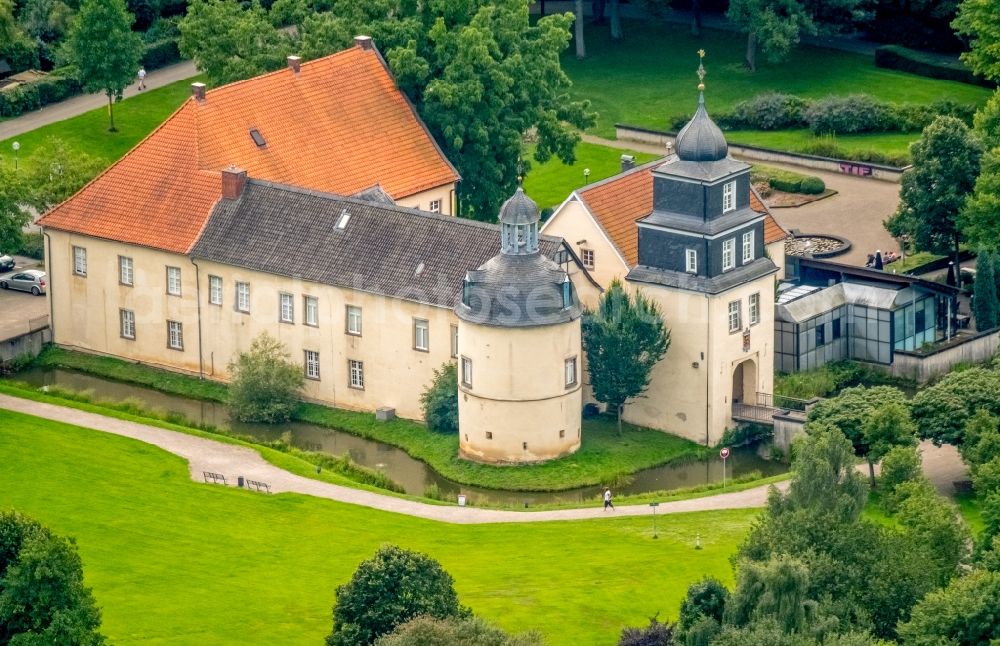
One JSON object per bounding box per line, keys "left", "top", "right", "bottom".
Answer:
{"left": 784, "top": 233, "right": 851, "bottom": 259}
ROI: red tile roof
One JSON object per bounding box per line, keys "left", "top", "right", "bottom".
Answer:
{"left": 39, "top": 44, "right": 459, "bottom": 254}
{"left": 577, "top": 161, "right": 787, "bottom": 267}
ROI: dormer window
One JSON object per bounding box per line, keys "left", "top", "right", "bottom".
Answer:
{"left": 462, "top": 275, "right": 472, "bottom": 307}
{"left": 562, "top": 277, "right": 572, "bottom": 309}
{"left": 723, "top": 181, "right": 736, "bottom": 213}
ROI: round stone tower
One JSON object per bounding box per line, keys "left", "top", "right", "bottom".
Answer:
{"left": 455, "top": 186, "right": 583, "bottom": 463}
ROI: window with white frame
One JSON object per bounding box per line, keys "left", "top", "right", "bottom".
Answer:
{"left": 749, "top": 292, "right": 760, "bottom": 326}
{"left": 119, "top": 256, "right": 133, "bottom": 286}
{"left": 429, "top": 199, "right": 441, "bottom": 213}
{"left": 236, "top": 282, "right": 250, "bottom": 312}
{"left": 73, "top": 246, "right": 87, "bottom": 276}
{"left": 346, "top": 305, "right": 362, "bottom": 335}
{"left": 685, "top": 248, "right": 697, "bottom": 273}
{"left": 450, "top": 325, "right": 458, "bottom": 359}
{"left": 348, "top": 359, "right": 364, "bottom": 389}
{"left": 728, "top": 300, "right": 742, "bottom": 333}
{"left": 120, "top": 309, "right": 135, "bottom": 339}
{"left": 167, "top": 320, "right": 183, "bottom": 350}
{"left": 414, "top": 318, "right": 429, "bottom": 351}
{"left": 304, "top": 350, "right": 320, "bottom": 380}
{"left": 722, "top": 238, "right": 735, "bottom": 271}
{"left": 304, "top": 296, "right": 318, "bottom": 326}
{"left": 723, "top": 181, "right": 736, "bottom": 212}
{"left": 166, "top": 266, "right": 181, "bottom": 296}
{"left": 461, "top": 356, "right": 473, "bottom": 388}
{"left": 279, "top": 293, "right": 294, "bottom": 323}
{"left": 742, "top": 230, "right": 755, "bottom": 263}
{"left": 565, "top": 357, "right": 578, "bottom": 387}
{"left": 581, "top": 248, "right": 595, "bottom": 269}
{"left": 208, "top": 275, "right": 222, "bottom": 305}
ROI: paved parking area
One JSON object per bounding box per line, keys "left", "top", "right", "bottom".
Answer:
{"left": 0, "top": 255, "right": 49, "bottom": 341}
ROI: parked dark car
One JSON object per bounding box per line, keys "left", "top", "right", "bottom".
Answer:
{"left": 0, "top": 254, "right": 14, "bottom": 272}
{"left": 0, "top": 269, "right": 46, "bottom": 295}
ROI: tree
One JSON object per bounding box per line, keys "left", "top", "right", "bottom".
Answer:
{"left": 861, "top": 401, "right": 918, "bottom": 486}
{"left": 677, "top": 577, "right": 729, "bottom": 636}
{"left": 877, "top": 444, "right": 923, "bottom": 511}
{"left": 64, "top": 0, "right": 142, "bottom": 132}
{"left": 0, "top": 510, "right": 105, "bottom": 645}
{"left": 582, "top": 279, "right": 670, "bottom": 433}
{"left": 616, "top": 615, "right": 674, "bottom": 646}
{"left": 179, "top": 0, "right": 292, "bottom": 86}
{"left": 574, "top": 0, "right": 585, "bottom": 59}
{"left": 609, "top": 0, "right": 622, "bottom": 40}
{"left": 327, "top": 545, "right": 467, "bottom": 646}
{"left": 911, "top": 367, "right": 1000, "bottom": 446}
{"left": 973, "top": 89, "right": 1000, "bottom": 149}
{"left": 960, "top": 409, "right": 1000, "bottom": 471}
{"left": 961, "top": 149, "right": 1000, "bottom": 252}
{"left": 898, "top": 569, "right": 1000, "bottom": 645}
{"left": 375, "top": 615, "right": 542, "bottom": 646}
{"left": 724, "top": 556, "right": 814, "bottom": 634}
{"left": 895, "top": 480, "right": 969, "bottom": 586}
{"left": 227, "top": 332, "right": 303, "bottom": 423}
{"left": 0, "top": 165, "right": 30, "bottom": 253}
{"left": 726, "top": 0, "right": 868, "bottom": 71}
{"left": 22, "top": 138, "right": 104, "bottom": 213}
{"left": 296, "top": 0, "right": 595, "bottom": 220}
{"left": 973, "top": 250, "right": 1000, "bottom": 329}
{"left": 885, "top": 116, "right": 983, "bottom": 268}
{"left": 805, "top": 385, "right": 910, "bottom": 485}
{"left": 420, "top": 362, "right": 458, "bottom": 434}
{"left": 953, "top": 0, "right": 1000, "bottom": 83}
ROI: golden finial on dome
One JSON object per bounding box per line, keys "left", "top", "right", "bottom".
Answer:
{"left": 696, "top": 49, "right": 706, "bottom": 91}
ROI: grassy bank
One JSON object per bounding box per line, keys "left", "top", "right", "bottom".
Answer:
{"left": 26, "top": 347, "right": 710, "bottom": 492}
{"left": 565, "top": 20, "right": 989, "bottom": 151}
{"left": 0, "top": 410, "right": 757, "bottom": 645}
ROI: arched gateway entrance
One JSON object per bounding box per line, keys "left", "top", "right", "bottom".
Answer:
{"left": 731, "top": 358, "right": 757, "bottom": 404}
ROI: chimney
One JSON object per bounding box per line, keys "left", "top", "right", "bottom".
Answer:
{"left": 191, "top": 82, "right": 206, "bottom": 102}
{"left": 221, "top": 165, "right": 248, "bottom": 200}
{"left": 620, "top": 154, "right": 635, "bottom": 172}
{"left": 287, "top": 55, "right": 301, "bottom": 74}
{"left": 354, "top": 35, "right": 374, "bottom": 50}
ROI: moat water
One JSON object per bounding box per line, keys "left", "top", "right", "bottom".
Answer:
{"left": 11, "top": 367, "right": 788, "bottom": 506}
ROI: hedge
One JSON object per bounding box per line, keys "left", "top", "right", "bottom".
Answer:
{"left": 875, "top": 45, "right": 995, "bottom": 89}
{"left": 142, "top": 38, "right": 182, "bottom": 70}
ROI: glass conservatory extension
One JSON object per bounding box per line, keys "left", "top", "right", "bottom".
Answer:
{"left": 775, "top": 281, "right": 939, "bottom": 373}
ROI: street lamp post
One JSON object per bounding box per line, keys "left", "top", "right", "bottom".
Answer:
{"left": 11, "top": 142, "right": 20, "bottom": 171}
{"left": 649, "top": 502, "right": 659, "bottom": 539}
{"left": 583, "top": 167, "right": 590, "bottom": 185}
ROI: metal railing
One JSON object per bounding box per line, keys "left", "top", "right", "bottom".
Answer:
{"left": 754, "top": 392, "right": 810, "bottom": 412}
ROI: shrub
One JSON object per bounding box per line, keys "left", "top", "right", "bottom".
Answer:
{"left": 16, "top": 232, "right": 44, "bottom": 259}
{"left": 718, "top": 423, "right": 772, "bottom": 448}
{"left": 875, "top": 44, "right": 994, "bottom": 89}
{"left": 227, "top": 332, "right": 303, "bottom": 423}
{"left": 727, "top": 92, "right": 807, "bottom": 130}
{"left": 804, "top": 94, "right": 894, "bottom": 135}
{"left": 0, "top": 75, "right": 84, "bottom": 118}
{"left": 376, "top": 615, "right": 542, "bottom": 646}
{"left": 878, "top": 445, "right": 923, "bottom": 511}
{"left": 617, "top": 615, "right": 674, "bottom": 646}
{"left": 327, "top": 545, "right": 468, "bottom": 646}
{"left": 798, "top": 176, "right": 826, "bottom": 194}
{"left": 678, "top": 577, "right": 729, "bottom": 631}
{"left": 142, "top": 38, "right": 182, "bottom": 70}
{"left": 420, "top": 362, "right": 458, "bottom": 434}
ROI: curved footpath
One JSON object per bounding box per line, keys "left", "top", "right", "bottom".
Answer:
{"left": 0, "top": 394, "right": 782, "bottom": 524}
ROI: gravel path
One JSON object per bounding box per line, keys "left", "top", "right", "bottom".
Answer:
{"left": 0, "top": 394, "right": 781, "bottom": 524}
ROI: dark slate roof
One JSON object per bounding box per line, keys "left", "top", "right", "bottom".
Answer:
{"left": 351, "top": 184, "right": 395, "bottom": 205}
{"left": 455, "top": 253, "right": 582, "bottom": 328}
{"left": 675, "top": 94, "right": 728, "bottom": 162}
{"left": 499, "top": 187, "right": 539, "bottom": 225}
{"left": 640, "top": 208, "right": 764, "bottom": 236}
{"left": 189, "top": 179, "right": 565, "bottom": 308}
{"left": 628, "top": 257, "right": 778, "bottom": 295}
{"left": 653, "top": 155, "right": 749, "bottom": 183}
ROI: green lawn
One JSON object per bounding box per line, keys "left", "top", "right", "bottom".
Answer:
{"left": 0, "top": 410, "right": 756, "bottom": 645}
{"left": 24, "top": 347, "right": 709, "bottom": 492}
{"left": 565, "top": 20, "right": 991, "bottom": 151}
{"left": 524, "top": 141, "right": 659, "bottom": 210}
{"left": 0, "top": 76, "right": 204, "bottom": 174}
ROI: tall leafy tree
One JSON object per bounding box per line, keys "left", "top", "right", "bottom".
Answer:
{"left": 961, "top": 149, "right": 1000, "bottom": 251}
{"left": 973, "top": 250, "right": 1000, "bottom": 329}
{"left": 296, "top": 0, "right": 594, "bottom": 220}
{"left": 0, "top": 165, "right": 30, "bottom": 253}
{"left": 861, "top": 401, "right": 918, "bottom": 487}
{"left": 953, "top": 0, "right": 1000, "bottom": 83}
{"left": 179, "top": 0, "right": 292, "bottom": 86}
{"left": 582, "top": 279, "right": 670, "bottom": 434}
{"left": 0, "top": 510, "right": 106, "bottom": 645}
{"left": 911, "top": 367, "right": 1000, "bottom": 446}
{"left": 22, "top": 138, "right": 104, "bottom": 213}
{"left": 64, "top": 0, "right": 142, "bottom": 132}
{"left": 898, "top": 569, "right": 1000, "bottom": 644}
{"left": 886, "top": 116, "right": 983, "bottom": 268}
{"left": 973, "top": 89, "right": 1000, "bottom": 149}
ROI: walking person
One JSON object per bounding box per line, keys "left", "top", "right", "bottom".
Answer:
{"left": 137, "top": 67, "right": 147, "bottom": 91}
{"left": 603, "top": 487, "right": 615, "bottom": 511}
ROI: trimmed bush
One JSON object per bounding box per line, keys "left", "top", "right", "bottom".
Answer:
{"left": 142, "top": 38, "right": 182, "bottom": 70}
{"left": 875, "top": 45, "right": 994, "bottom": 89}
{"left": 798, "top": 176, "right": 826, "bottom": 194}
{"left": 769, "top": 176, "right": 801, "bottom": 193}
{"left": 0, "top": 75, "right": 84, "bottom": 118}
{"left": 726, "top": 92, "right": 807, "bottom": 130}
{"left": 804, "top": 94, "right": 894, "bottom": 135}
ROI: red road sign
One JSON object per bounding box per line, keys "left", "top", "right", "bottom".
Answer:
{"left": 720, "top": 447, "right": 730, "bottom": 459}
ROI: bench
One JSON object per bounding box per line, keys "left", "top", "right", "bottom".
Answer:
{"left": 245, "top": 479, "right": 271, "bottom": 494}
{"left": 203, "top": 471, "right": 227, "bottom": 485}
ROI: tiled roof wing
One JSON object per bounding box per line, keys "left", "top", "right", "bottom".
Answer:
{"left": 576, "top": 160, "right": 788, "bottom": 266}
{"left": 39, "top": 45, "right": 459, "bottom": 253}
{"left": 190, "top": 180, "right": 563, "bottom": 308}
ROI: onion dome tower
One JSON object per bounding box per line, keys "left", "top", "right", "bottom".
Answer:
{"left": 455, "top": 184, "right": 583, "bottom": 463}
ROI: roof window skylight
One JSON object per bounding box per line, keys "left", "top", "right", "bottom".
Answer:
{"left": 336, "top": 210, "right": 351, "bottom": 230}
{"left": 249, "top": 128, "right": 266, "bottom": 147}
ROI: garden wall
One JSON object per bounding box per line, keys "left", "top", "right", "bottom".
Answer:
{"left": 615, "top": 124, "right": 910, "bottom": 183}
{"left": 1, "top": 324, "right": 51, "bottom": 363}
{"left": 890, "top": 328, "right": 1000, "bottom": 383}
